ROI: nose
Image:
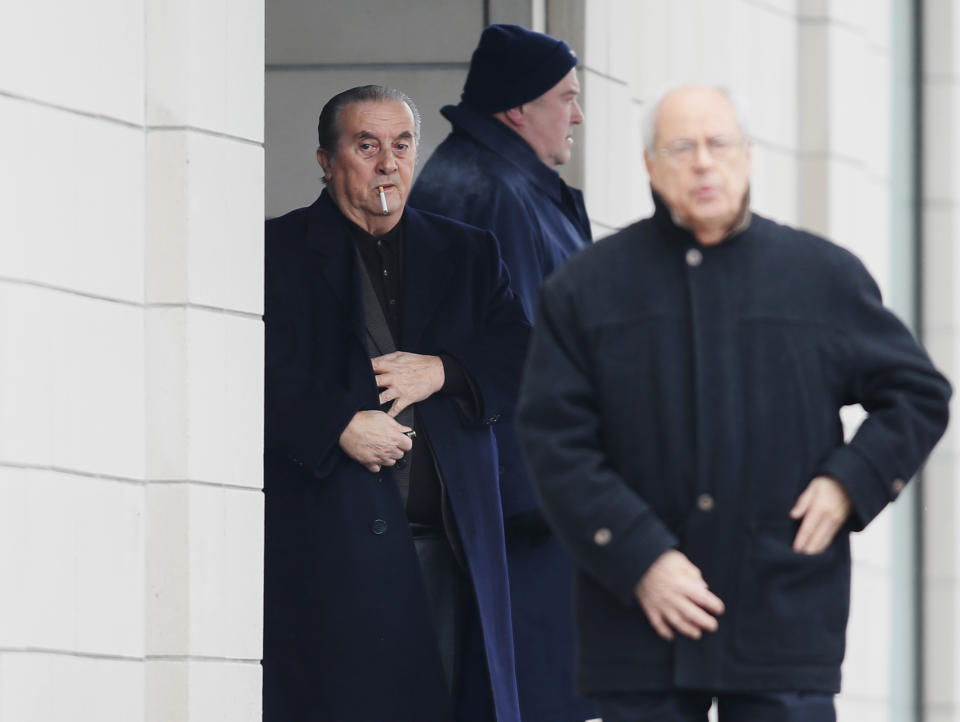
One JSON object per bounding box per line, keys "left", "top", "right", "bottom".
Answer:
{"left": 691, "top": 140, "right": 714, "bottom": 169}
{"left": 376, "top": 146, "right": 398, "bottom": 174}
{"left": 571, "top": 100, "right": 584, "bottom": 125}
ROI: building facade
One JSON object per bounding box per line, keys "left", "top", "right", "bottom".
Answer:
{"left": 1, "top": 1, "right": 958, "bottom": 720}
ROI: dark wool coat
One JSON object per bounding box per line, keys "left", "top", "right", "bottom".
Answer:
{"left": 411, "top": 104, "right": 595, "bottom": 721}
{"left": 516, "top": 196, "right": 951, "bottom": 696}
{"left": 263, "top": 191, "right": 529, "bottom": 722}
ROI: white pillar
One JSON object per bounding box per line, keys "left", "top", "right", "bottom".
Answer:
{"left": 0, "top": 0, "right": 264, "bottom": 718}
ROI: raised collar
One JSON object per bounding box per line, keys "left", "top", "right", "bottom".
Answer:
{"left": 651, "top": 187, "right": 752, "bottom": 246}
{"left": 441, "top": 103, "right": 568, "bottom": 206}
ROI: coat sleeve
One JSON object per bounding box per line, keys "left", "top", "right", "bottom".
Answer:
{"left": 438, "top": 231, "right": 532, "bottom": 427}
{"left": 817, "top": 253, "right": 951, "bottom": 530}
{"left": 515, "top": 277, "right": 678, "bottom": 607}
{"left": 264, "top": 223, "right": 360, "bottom": 480}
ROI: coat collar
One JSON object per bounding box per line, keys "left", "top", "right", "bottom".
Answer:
{"left": 441, "top": 103, "right": 568, "bottom": 207}
{"left": 303, "top": 189, "right": 454, "bottom": 350}
{"left": 651, "top": 187, "right": 752, "bottom": 247}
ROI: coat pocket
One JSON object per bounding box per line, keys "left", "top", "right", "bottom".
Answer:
{"left": 734, "top": 520, "right": 850, "bottom": 665}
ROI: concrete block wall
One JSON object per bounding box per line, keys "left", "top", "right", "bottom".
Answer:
{"left": 921, "top": 2, "right": 960, "bottom": 720}
{"left": 0, "top": 0, "right": 264, "bottom": 719}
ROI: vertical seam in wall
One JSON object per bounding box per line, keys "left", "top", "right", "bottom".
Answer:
{"left": 912, "top": 1, "right": 925, "bottom": 720}
{"left": 483, "top": 0, "right": 490, "bottom": 27}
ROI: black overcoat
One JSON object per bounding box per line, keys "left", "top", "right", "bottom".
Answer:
{"left": 263, "top": 191, "right": 529, "bottom": 722}
{"left": 411, "top": 104, "right": 595, "bottom": 722}
{"left": 516, "top": 197, "right": 951, "bottom": 695}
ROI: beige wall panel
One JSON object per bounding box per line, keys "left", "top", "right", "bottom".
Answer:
{"left": 842, "top": 564, "right": 892, "bottom": 702}
{"left": 923, "top": 574, "right": 960, "bottom": 708}
{"left": 749, "top": 143, "right": 798, "bottom": 224}
{"left": 0, "top": 0, "right": 144, "bottom": 124}
{"left": 146, "top": 0, "right": 264, "bottom": 141}
{"left": 0, "top": 654, "right": 144, "bottom": 722}
{"left": 0, "top": 98, "right": 144, "bottom": 302}
{"left": 266, "top": 0, "right": 483, "bottom": 65}
{"left": 0, "top": 470, "right": 144, "bottom": 656}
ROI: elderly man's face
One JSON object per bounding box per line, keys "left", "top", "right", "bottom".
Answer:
{"left": 317, "top": 100, "right": 417, "bottom": 232}
{"left": 645, "top": 87, "right": 751, "bottom": 244}
{"left": 517, "top": 68, "right": 584, "bottom": 167}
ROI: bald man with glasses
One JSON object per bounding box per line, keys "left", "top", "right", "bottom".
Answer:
{"left": 515, "top": 84, "right": 951, "bottom": 721}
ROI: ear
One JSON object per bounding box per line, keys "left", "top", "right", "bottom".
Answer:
{"left": 502, "top": 106, "right": 525, "bottom": 129}
{"left": 317, "top": 148, "right": 332, "bottom": 181}
{"left": 644, "top": 150, "right": 655, "bottom": 180}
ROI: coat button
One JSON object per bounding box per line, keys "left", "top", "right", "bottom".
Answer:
{"left": 593, "top": 527, "right": 612, "bottom": 546}
{"left": 394, "top": 456, "right": 407, "bottom": 470}
{"left": 696, "top": 493, "right": 715, "bottom": 512}
{"left": 686, "top": 248, "right": 703, "bottom": 267}
{"left": 371, "top": 519, "right": 388, "bottom": 535}
{"left": 891, "top": 478, "right": 906, "bottom": 495}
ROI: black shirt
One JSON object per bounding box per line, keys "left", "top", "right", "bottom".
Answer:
{"left": 347, "top": 216, "right": 475, "bottom": 526}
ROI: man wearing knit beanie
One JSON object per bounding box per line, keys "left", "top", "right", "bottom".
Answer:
{"left": 411, "top": 23, "right": 595, "bottom": 722}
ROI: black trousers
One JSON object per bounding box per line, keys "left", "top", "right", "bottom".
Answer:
{"left": 411, "top": 524, "right": 465, "bottom": 697}
{"left": 596, "top": 690, "right": 836, "bottom": 722}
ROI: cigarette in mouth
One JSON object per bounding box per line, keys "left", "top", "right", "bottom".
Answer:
{"left": 378, "top": 186, "right": 388, "bottom": 215}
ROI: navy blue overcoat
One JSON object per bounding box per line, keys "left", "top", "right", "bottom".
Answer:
{"left": 263, "top": 191, "right": 529, "bottom": 722}
{"left": 412, "top": 104, "right": 595, "bottom": 721}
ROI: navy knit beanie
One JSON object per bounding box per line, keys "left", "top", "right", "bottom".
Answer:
{"left": 461, "top": 24, "right": 578, "bottom": 114}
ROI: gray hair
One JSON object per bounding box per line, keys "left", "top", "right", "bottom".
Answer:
{"left": 641, "top": 84, "right": 750, "bottom": 152}
{"left": 317, "top": 84, "right": 422, "bottom": 168}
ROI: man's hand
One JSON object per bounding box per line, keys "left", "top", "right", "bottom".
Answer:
{"left": 790, "top": 475, "right": 852, "bottom": 554}
{"left": 372, "top": 352, "right": 445, "bottom": 417}
{"left": 338, "top": 410, "right": 413, "bottom": 473}
{"left": 634, "top": 549, "right": 725, "bottom": 641}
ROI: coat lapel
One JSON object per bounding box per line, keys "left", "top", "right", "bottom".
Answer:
{"left": 303, "top": 191, "right": 367, "bottom": 348}
{"left": 401, "top": 207, "right": 456, "bottom": 350}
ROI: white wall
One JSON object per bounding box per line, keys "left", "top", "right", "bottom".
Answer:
{"left": 921, "top": 2, "right": 960, "bottom": 720}
{"left": 0, "top": 0, "right": 265, "bottom": 719}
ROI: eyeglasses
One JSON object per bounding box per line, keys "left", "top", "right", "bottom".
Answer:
{"left": 655, "top": 136, "right": 744, "bottom": 166}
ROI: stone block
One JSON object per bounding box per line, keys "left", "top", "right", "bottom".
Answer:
{"left": 0, "top": 653, "right": 144, "bottom": 722}
{"left": 841, "top": 561, "right": 891, "bottom": 699}
{"left": 0, "top": 286, "right": 144, "bottom": 478}
{"left": 923, "top": 577, "right": 960, "bottom": 706}
{"left": 146, "top": 484, "right": 263, "bottom": 659}
{"left": 749, "top": 143, "right": 798, "bottom": 226}
{"left": 146, "top": 659, "right": 261, "bottom": 722}
{"left": 146, "top": 130, "right": 264, "bottom": 314}
{"left": 0, "top": 97, "right": 144, "bottom": 302}
{"left": 921, "top": 204, "right": 960, "bottom": 334}
{"left": 921, "top": 448, "right": 960, "bottom": 582}
{"left": 0, "top": 0, "right": 143, "bottom": 124}
{"left": 146, "top": 0, "right": 264, "bottom": 141}
{"left": 188, "top": 486, "right": 264, "bottom": 658}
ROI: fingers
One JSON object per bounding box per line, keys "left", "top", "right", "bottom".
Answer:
{"left": 789, "top": 485, "right": 811, "bottom": 520}
{"left": 644, "top": 608, "right": 675, "bottom": 641}
{"left": 793, "top": 513, "right": 839, "bottom": 554}
{"left": 635, "top": 550, "right": 724, "bottom": 641}
{"left": 664, "top": 601, "right": 714, "bottom": 639}
{"left": 387, "top": 399, "right": 408, "bottom": 417}
{"left": 791, "top": 476, "right": 851, "bottom": 554}
{"left": 690, "top": 585, "right": 726, "bottom": 617}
